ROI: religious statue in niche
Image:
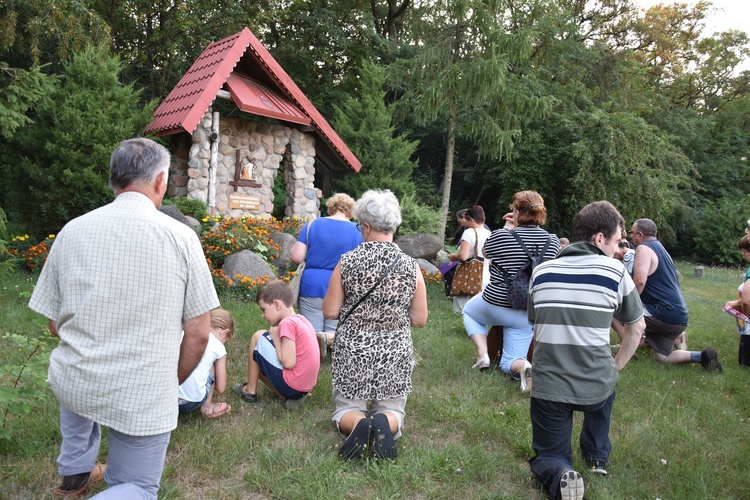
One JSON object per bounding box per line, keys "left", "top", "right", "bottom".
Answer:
{"left": 240, "top": 163, "right": 252, "bottom": 180}
{"left": 230, "top": 150, "right": 262, "bottom": 190}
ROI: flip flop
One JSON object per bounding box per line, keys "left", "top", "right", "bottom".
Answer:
{"left": 202, "top": 402, "right": 231, "bottom": 418}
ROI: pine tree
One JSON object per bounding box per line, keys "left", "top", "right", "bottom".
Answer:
{"left": 332, "top": 62, "right": 418, "bottom": 200}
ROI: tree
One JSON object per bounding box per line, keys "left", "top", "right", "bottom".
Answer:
{"left": 371, "top": 0, "right": 411, "bottom": 42}
{"left": 0, "top": 64, "right": 58, "bottom": 140}
{"left": 331, "top": 62, "right": 418, "bottom": 200}
{"left": 0, "top": 45, "right": 155, "bottom": 237}
{"left": 391, "top": 0, "right": 552, "bottom": 241}
{"left": 0, "top": 0, "right": 110, "bottom": 70}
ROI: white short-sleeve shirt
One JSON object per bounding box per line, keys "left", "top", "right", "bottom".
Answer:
{"left": 29, "top": 192, "right": 220, "bottom": 436}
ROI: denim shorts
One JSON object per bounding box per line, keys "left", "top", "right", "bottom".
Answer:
{"left": 178, "top": 373, "right": 214, "bottom": 413}
{"left": 253, "top": 331, "right": 306, "bottom": 400}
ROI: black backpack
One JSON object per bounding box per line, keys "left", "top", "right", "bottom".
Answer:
{"left": 498, "top": 232, "right": 552, "bottom": 310}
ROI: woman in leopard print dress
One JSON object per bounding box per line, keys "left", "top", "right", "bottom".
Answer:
{"left": 323, "top": 189, "right": 428, "bottom": 460}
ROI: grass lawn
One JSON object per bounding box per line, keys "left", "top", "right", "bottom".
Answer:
{"left": 1, "top": 262, "right": 749, "bottom": 499}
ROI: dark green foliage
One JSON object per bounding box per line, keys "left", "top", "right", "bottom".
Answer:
{"left": 398, "top": 192, "right": 439, "bottom": 236}
{"left": 331, "top": 62, "right": 418, "bottom": 200}
{"left": 162, "top": 197, "right": 209, "bottom": 221}
{"left": 0, "top": 63, "right": 59, "bottom": 139}
{"left": 692, "top": 195, "right": 750, "bottom": 266}
{"left": 0, "top": 45, "right": 155, "bottom": 239}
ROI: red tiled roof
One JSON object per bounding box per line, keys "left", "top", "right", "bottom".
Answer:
{"left": 144, "top": 28, "right": 361, "bottom": 173}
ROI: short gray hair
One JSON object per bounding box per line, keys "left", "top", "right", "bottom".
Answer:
{"left": 634, "top": 218, "right": 657, "bottom": 238}
{"left": 354, "top": 189, "right": 402, "bottom": 234}
{"left": 109, "top": 138, "right": 170, "bottom": 192}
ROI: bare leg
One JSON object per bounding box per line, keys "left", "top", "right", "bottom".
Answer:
{"left": 510, "top": 358, "right": 526, "bottom": 378}
{"left": 470, "top": 334, "right": 489, "bottom": 364}
{"left": 374, "top": 411, "right": 399, "bottom": 434}
{"left": 653, "top": 350, "right": 694, "bottom": 364}
{"left": 339, "top": 410, "right": 367, "bottom": 436}
{"left": 244, "top": 330, "right": 265, "bottom": 394}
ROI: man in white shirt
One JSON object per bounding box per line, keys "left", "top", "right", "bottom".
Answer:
{"left": 29, "top": 138, "right": 219, "bottom": 498}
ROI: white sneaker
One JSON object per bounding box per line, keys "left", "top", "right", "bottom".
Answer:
{"left": 520, "top": 360, "right": 532, "bottom": 393}
{"left": 559, "top": 470, "right": 584, "bottom": 500}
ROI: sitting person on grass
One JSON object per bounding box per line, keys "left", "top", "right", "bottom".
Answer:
{"left": 233, "top": 280, "right": 320, "bottom": 410}
{"left": 178, "top": 308, "right": 235, "bottom": 418}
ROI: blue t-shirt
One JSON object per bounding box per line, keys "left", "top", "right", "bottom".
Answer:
{"left": 298, "top": 218, "right": 363, "bottom": 298}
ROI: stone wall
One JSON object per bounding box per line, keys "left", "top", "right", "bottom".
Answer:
{"left": 169, "top": 110, "right": 321, "bottom": 219}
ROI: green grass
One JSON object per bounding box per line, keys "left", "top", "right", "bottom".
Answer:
{"left": 1, "top": 262, "right": 749, "bottom": 498}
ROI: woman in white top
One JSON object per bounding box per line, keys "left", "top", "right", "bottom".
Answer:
{"left": 448, "top": 205, "right": 492, "bottom": 312}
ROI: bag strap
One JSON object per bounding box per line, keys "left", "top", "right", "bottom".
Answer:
{"left": 510, "top": 230, "right": 552, "bottom": 261}
{"left": 338, "top": 253, "right": 402, "bottom": 328}
{"left": 470, "top": 228, "right": 479, "bottom": 260}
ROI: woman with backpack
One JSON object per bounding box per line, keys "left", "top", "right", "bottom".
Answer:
{"left": 462, "top": 191, "right": 560, "bottom": 391}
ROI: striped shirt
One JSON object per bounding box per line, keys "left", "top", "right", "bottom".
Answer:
{"left": 29, "top": 192, "right": 220, "bottom": 435}
{"left": 483, "top": 226, "right": 560, "bottom": 307}
{"left": 528, "top": 241, "right": 643, "bottom": 405}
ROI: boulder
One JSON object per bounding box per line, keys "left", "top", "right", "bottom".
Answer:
{"left": 223, "top": 250, "right": 277, "bottom": 283}
{"left": 270, "top": 231, "right": 297, "bottom": 272}
{"left": 185, "top": 215, "right": 202, "bottom": 233}
{"left": 434, "top": 249, "right": 451, "bottom": 266}
{"left": 396, "top": 233, "right": 443, "bottom": 260}
{"left": 159, "top": 205, "right": 199, "bottom": 235}
{"left": 417, "top": 258, "right": 439, "bottom": 275}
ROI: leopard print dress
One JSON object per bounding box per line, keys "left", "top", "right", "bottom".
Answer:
{"left": 332, "top": 241, "right": 418, "bottom": 401}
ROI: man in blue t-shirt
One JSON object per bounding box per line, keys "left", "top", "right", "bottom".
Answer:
{"left": 619, "top": 218, "right": 722, "bottom": 371}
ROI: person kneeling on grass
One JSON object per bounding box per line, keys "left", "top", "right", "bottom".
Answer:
{"left": 233, "top": 280, "right": 320, "bottom": 410}
{"left": 178, "top": 308, "right": 235, "bottom": 418}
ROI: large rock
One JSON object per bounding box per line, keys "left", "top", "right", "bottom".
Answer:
{"left": 270, "top": 231, "right": 297, "bottom": 272}
{"left": 159, "top": 205, "right": 199, "bottom": 235}
{"left": 396, "top": 233, "right": 443, "bottom": 260}
{"left": 417, "top": 258, "right": 439, "bottom": 275}
{"left": 223, "top": 250, "right": 277, "bottom": 283}
{"left": 434, "top": 249, "right": 451, "bottom": 266}
{"left": 185, "top": 215, "right": 202, "bottom": 233}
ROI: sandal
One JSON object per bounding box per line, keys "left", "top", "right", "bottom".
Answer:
{"left": 201, "top": 402, "right": 231, "bottom": 418}
{"left": 231, "top": 382, "right": 258, "bottom": 403}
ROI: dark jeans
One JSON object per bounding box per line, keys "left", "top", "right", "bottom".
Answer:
{"left": 529, "top": 390, "right": 615, "bottom": 499}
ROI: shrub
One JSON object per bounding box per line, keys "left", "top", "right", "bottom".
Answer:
{"left": 0, "top": 208, "right": 14, "bottom": 275}
{"left": 0, "top": 330, "right": 55, "bottom": 441}
{"left": 398, "top": 192, "right": 439, "bottom": 236}
{"left": 692, "top": 194, "right": 750, "bottom": 266}
{"left": 163, "top": 197, "right": 209, "bottom": 220}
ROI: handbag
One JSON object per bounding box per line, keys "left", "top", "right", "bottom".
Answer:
{"left": 289, "top": 221, "right": 313, "bottom": 307}
{"left": 450, "top": 229, "right": 484, "bottom": 297}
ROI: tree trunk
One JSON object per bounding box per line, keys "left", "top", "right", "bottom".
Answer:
{"left": 438, "top": 98, "right": 456, "bottom": 242}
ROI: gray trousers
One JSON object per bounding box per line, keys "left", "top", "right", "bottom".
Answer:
{"left": 58, "top": 404, "right": 171, "bottom": 500}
